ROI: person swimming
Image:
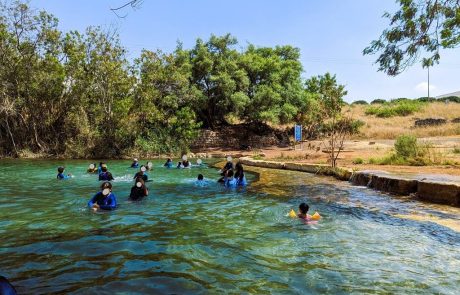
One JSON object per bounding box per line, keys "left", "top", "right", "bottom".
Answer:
{"left": 131, "top": 158, "right": 139, "bottom": 168}
{"left": 98, "top": 165, "right": 114, "bottom": 181}
{"left": 195, "top": 174, "right": 206, "bottom": 187}
{"left": 176, "top": 161, "right": 184, "bottom": 169}
{"left": 234, "top": 162, "right": 247, "bottom": 186}
{"left": 56, "top": 166, "right": 71, "bottom": 180}
{"left": 164, "top": 158, "right": 173, "bottom": 168}
{"left": 133, "top": 165, "right": 148, "bottom": 182}
{"left": 88, "top": 182, "right": 117, "bottom": 211}
{"left": 129, "top": 177, "right": 149, "bottom": 201}
{"left": 146, "top": 161, "right": 153, "bottom": 171}
{"left": 298, "top": 203, "right": 309, "bottom": 219}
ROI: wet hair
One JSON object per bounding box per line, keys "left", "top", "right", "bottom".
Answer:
{"left": 99, "top": 162, "right": 103, "bottom": 166}
{"left": 100, "top": 181, "right": 112, "bottom": 190}
{"left": 135, "top": 177, "right": 145, "bottom": 186}
{"left": 299, "top": 203, "right": 309, "bottom": 214}
{"left": 101, "top": 166, "right": 108, "bottom": 172}
{"left": 197, "top": 174, "right": 204, "bottom": 180}
{"left": 227, "top": 170, "right": 234, "bottom": 177}
{"left": 58, "top": 166, "right": 64, "bottom": 173}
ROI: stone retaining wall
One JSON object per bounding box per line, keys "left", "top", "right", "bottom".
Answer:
{"left": 238, "top": 157, "right": 460, "bottom": 207}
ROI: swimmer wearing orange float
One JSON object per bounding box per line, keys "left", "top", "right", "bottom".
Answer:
{"left": 289, "top": 203, "right": 321, "bottom": 221}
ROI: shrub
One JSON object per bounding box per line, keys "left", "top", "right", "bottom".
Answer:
{"left": 417, "top": 96, "right": 437, "bottom": 102}
{"left": 351, "top": 100, "right": 368, "bottom": 105}
{"left": 394, "top": 134, "right": 418, "bottom": 158}
{"left": 453, "top": 147, "right": 460, "bottom": 154}
{"left": 438, "top": 96, "right": 460, "bottom": 103}
{"left": 365, "top": 100, "right": 423, "bottom": 118}
{"left": 352, "top": 158, "right": 364, "bottom": 164}
{"left": 371, "top": 99, "right": 386, "bottom": 104}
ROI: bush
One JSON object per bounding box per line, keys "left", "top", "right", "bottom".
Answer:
{"left": 371, "top": 99, "right": 386, "bottom": 104}
{"left": 453, "top": 147, "right": 460, "bottom": 154}
{"left": 352, "top": 158, "right": 364, "bottom": 164}
{"left": 394, "top": 134, "right": 418, "bottom": 158}
{"left": 438, "top": 96, "right": 460, "bottom": 103}
{"left": 417, "top": 96, "right": 437, "bottom": 102}
{"left": 351, "top": 100, "right": 368, "bottom": 105}
{"left": 365, "top": 100, "right": 423, "bottom": 118}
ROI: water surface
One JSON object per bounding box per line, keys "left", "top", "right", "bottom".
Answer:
{"left": 0, "top": 160, "right": 459, "bottom": 294}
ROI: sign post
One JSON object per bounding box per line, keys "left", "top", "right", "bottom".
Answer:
{"left": 294, "top": 124, "right": 302, "bottom": 150}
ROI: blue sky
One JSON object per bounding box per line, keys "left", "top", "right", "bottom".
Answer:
{"left": 30, "top": 0, "right": 460, "bottom": 102}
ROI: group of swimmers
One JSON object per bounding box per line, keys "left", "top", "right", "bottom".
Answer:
{"left": 55, "top": 157, "right": 247, "bottom": 212}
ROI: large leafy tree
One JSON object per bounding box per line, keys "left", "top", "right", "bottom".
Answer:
{"left": 189, "top": 34, "right": 249, "bottom": 128}
{"left": 239, "top": 45, "right": 306, "bottom": 124}
{"left": 364, "top": 0, "right": 460, "bottom": 75}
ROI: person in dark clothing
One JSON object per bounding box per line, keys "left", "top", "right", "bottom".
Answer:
{"left": 234, "top": 162, "right": 247, "bottom": 186}
{"left": 88, "top": 182, "right": 117, "bottom": 211}
{"left": 99, "top": 165, "right": 114, "bottom": 181}
{"left": 129, "top": 177, "right": 149, "bottom": 201}
{"left": 131, "top": 158, "right": 139, "bottom": 168}
{"left": 133, "top": 165, "right": 148, "bottom": 182}
{"left": 218, "top": 160, "right": 233, "bottom": 183}
{"left": 164, "top": 158, "right": 173, "bottom": 168}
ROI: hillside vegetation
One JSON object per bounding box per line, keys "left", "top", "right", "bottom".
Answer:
{"left": 347, "top": 102, "right": 460, "bottom": 139}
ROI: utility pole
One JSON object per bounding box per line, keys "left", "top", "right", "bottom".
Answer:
{"left": 427, "top": 65, "right": 430, "bottom": 98}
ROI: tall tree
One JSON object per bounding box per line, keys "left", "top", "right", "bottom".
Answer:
{"left": 364, "top": 0, "right": 460, "bottom": 75}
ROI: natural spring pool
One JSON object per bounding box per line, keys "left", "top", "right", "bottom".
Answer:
{"left": 0, "top": 159, "right": 459, "bottom": 294}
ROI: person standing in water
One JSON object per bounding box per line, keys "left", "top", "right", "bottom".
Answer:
{"left": 131, "top": 158, "right": 139, "bottom": 168}
{"left": 129, "top": 177, "right": 149, "bottom": 201}
{"left": 98, "top": 165, "right": 114, "bottom": 181}
{"left": 164, "top": 158, "right": 173, "bottom": 168}
{"left": 133, "top": 165, "right": 148, "bottom": 182}
{"left": 88, "top": 182, "right": 117, "bottom": 211}
{"left": 234, "top": 162, "right": 247, "bottom": 186}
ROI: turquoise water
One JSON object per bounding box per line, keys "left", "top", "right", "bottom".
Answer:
{"left": 0, "top": 160, "right": 459, "bottom": 294}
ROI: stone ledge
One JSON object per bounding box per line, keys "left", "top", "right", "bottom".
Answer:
{"left": 239, "top": 157, "right": 460, "bottom": 207}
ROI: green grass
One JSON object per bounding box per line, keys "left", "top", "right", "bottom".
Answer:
{"left": 352, "top": 158, "right": 364, "bottom": 164}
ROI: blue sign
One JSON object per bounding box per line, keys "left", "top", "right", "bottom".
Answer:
{"left": 294, "top": 125, "right": 302, "bottom": 142}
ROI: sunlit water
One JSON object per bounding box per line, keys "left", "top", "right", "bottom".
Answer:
{"left": 1, "top": 160, "right": 459, "bottom": 294}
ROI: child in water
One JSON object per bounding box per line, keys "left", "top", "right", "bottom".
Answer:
{"left": 234, "top": 162, "right": 247, "bottom": 186}
{"left": 57, "top": 166, "right": 71, "bottom": 180}
{"left": 88, "top": 182, "right": 117, "bottom": 211}
{"left": 129, "top": 177, "right": 149, "bottom": 201}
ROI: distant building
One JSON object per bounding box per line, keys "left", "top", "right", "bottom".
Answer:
{"left": 437, "top": 91, "right": 460, "bottom": 99}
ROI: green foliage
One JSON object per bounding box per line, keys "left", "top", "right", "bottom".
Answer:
{"left": 417, "top": 96, "right": 436, "bottom": 102}
{"left": 0, "top": 1, "right": 351, "bottom": 158}
{"left": 364, "top": 0, "right": 460, "bottom": 75}
{"left": 440, "top": 96, "right": 460, "bottom": 103}
{"left": 365, "top": 100, "right": 423, "bottom": 117}
{"left": 394, "top": 135, "right": 419, "bottom": 158}
{"left": 370, "top": 99, "right": 386, "bottom": 104}
{"left": 352, "top": 158, "right": 364, "bottom": 164}
{"left": 351, "top": 100, "right": 368, "bottom": 105}
{"left": 452, "top": 147, "right": 460, "bottom": 154}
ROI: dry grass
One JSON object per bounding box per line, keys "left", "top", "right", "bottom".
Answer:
{"left": 346, "top": 102, "right": 460, "bottom": 139}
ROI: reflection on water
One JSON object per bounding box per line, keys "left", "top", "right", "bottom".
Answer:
{"left": 0, "top": 160, "right": 459, "bottom": 294}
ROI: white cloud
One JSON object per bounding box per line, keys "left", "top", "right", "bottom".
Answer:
{"left": 414, "top": 82, "right": 437, "bottom": 94}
